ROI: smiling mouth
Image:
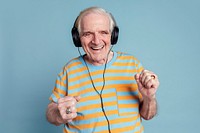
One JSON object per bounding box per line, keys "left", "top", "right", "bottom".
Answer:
{"left": 91, "top": 45, "right": 104, "bottom": 50}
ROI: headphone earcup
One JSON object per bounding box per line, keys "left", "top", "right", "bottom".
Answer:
{"left": 111, "top": 26, "right": 119, "bottom": 45}
{"left": 71, "top": 27, "right": 82, "bottom": 47}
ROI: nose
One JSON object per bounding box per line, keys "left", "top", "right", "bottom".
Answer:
{"left": 92, "top": 33, "right": 100, "bottom": 44}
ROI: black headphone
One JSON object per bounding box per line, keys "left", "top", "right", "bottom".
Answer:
{"left": 71, "top": 16, "right": 119, "bottom": 47}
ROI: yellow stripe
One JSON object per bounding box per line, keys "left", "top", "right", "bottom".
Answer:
{"left": 63, "top": 127, "right": 75, "bottom": 133}
{"left": 110, "top": 120, "right": 142, "bottom": 133}
{"left": 112, "top": 62, "right": 136, "bottom": 66}
{"left": 115, "top": 83, "right": 138, "bottom": 92}
{"left": 66, "top": 60, "right": 82, "bottom": 69}
{"left": 69, "top": 83, "right": 138, "bottom": 96}
{"left": 55, "top": 79, "right": 66, "bottom": 88}
{"left": 69, "top": 76, "right": 134, "bottom": 90}
{"left": 93, "top": 117, "right": 141, "bottom": 133}
{"left": 77, "top": 101, "right": 117, "bottom": 113}
{"left": 80, "top": 91, "right": 117, "bottom": 102}
{"left": 67, "top": 67, "right": 143, "bottom": 83}
{"left": 49, "top": 97, "right": 53, "bottom": 101}
{"left": 118, "top": 95, "right": 139, "bottom": 100}
{"left": 106, "top": 69, "right": 137, "bottom": 73}
{"left": 116, "top": 54, "right": 140, "bottom": 62}
{"left": 54, "top": 87, "right": 66, "bottom": 96}
{"left": 72, "top": 114, "right": 139, "bottom": 130}
{"left": 75, "top": 110, "right": 119, "bottom": 122}
{"left": 68, "top": 68, "right": 137, "bottom": 83}
{"left": 68, "top": 66, "right": 87, "bottom": 75}
{"left": 52, "top": 91, "right": 61, "bottom": 99}
{"left": 68, "top": 69, "right": 107, "bottom": 83}
{"left": 118, "top": 103, "right": 139, "bottom": 109}
{"left": 65, "top": 115, "right": 142, "bottom": 133}
{"left": 61, "top": 75, "right": 67, "bottom": 82}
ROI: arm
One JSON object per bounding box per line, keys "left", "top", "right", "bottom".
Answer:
{"left": 139, "top": 95, "right": 157, "bottom": 120}
{"left": 135, "top": 70, "right": 159, "bottom": 120}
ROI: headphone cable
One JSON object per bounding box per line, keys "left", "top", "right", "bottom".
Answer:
{"left": 78, "top": 46, "right": 113, "bottom": 133}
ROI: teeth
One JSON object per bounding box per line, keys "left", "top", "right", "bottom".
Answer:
{"left": 91, "top": 46, "right": 103, "bottom": 50}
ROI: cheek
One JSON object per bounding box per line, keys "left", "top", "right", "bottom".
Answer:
{"left": 105, "top": 36, "right": 111, "bottom": 45}
{"left": 105, "top": 37, "right": 111, "bottom": 47}
{"left": 80, "top": 39, "right": 89, "bottom": 48}
{"left": 81, "top": 42, "right": 91, "bottom": 54}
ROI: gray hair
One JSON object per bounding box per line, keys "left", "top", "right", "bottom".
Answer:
{"left": 74, "top": 7, "right": 117, "bottom": 34}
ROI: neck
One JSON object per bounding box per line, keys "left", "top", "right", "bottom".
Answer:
{"left": 85, "top": 51, "right": 114, "bottom": 66}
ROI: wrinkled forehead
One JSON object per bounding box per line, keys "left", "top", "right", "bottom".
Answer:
{"left": 78, "top": 13, "right": 111, "bottom": 35}
{"left": 81, "top": 13, "right": 110, "bottom": 28}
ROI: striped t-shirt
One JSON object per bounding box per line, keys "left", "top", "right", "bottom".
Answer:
{"left": 50, "top": 51, "right": 144, "bottom": 133}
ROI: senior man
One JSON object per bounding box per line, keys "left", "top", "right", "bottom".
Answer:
{"left": 46, "top": 7, "right": 160, "bottom": 133}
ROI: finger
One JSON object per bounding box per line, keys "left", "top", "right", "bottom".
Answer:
{"left": 135, "top": 73, "right": 140, "bottom": 80}
{"left": 141, "top": 74, "right": 151, "bottom": 86}
{"left": 66, "top": 106, "right": 77, "bottom": 114}
{"left": 59, "top": 107, "right": 68, "bottom": 119}
{"left": 58, "top": 102, "right": 67, "bottom": 112}
{"left": 151, "top": 74, "right": 156, "bottom": 79}
{"left": 68, "top": 113, "right": 77, "bottom": 121}
{"left": 143, "top": 75, "right": 153, "bottom": 88}
{"left": 140, "top": 70, "right": 155, "bottom": 85}
{"left": 135, "top": 74, "right": 143, "bottom": 90}
{"left": 139, "top": 70, "right": 149, "bottom": 84}
{"left": 74, "top": 96, "right": 81, "bottom": 102}
{"left": 66, "top": 107, "right": 72, "bottom": 114}
{"left": 152, "top": 78, "right": 160, "bottom": 89}
{"left": 139, "top": 70, "right": 145, "bottom": 81}
{"left": 71, "top": 106, "right": 78, "bottom": 112}
{"left": 58, "top": 105, "right": 78, "bottom": 123}
{"left": 58, "top": 102, "right": 74, "bottom": 119}
{"left": 58, "top": 100, "right": 73, "bottom": 110}
{"left": 58, "top": 96, "right": 74, "bottom": 103}
{"left": 58, "top": 96, "right": 79, "bottom": 113}
{"left": 146, "top": 78, "right": 154, "bottom": 89}
{"left": 62, "top": 112, "right": 77, "bottom": 121}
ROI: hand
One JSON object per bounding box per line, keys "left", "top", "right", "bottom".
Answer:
{"left": 135, "top": 70, "right": 159, "bottom": 100}
{"left": 57, "top": 96, "right": 81, "bottom": 123}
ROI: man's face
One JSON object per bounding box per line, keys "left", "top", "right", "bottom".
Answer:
{"left": 80, "top": 13, "right": 112, "bottom": 65}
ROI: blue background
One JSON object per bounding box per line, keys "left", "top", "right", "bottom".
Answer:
{"left": 1, "top": 0, "right": 200, "bottom": 133}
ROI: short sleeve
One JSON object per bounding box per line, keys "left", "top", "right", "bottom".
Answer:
{"left": 49, "top": 69, "right": 68, "bottom": 103}
{"left": 134, "top": 57, "right": 144, "bottom": 102}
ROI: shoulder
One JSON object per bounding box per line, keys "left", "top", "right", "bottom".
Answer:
{"left": 116, "top": 51, "right": 141, "bottom": 62}
{"left": 58, "top": 56, "right": 83, "bottom": 76}
{"left": 64, "top": 56, "right": 82, "bottom": 69}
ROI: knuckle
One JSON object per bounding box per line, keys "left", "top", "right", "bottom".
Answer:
{"left": 71, "top": 106, "right": 76, "bottom": 111}
{"left": 62, "top": 115, "right": 68, "bottom": 120}
{"left": 70, "top": 101, "right": 75, "bottom": 106}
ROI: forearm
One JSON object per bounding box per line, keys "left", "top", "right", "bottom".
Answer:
{"left": 46, "top": 102, "right": 64, "bottom": 126}
{"left": 139, "top": 96, "right": 157, "bottom": 120}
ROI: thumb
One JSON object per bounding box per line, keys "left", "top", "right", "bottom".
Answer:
{"left": 74, "top": 96, "right": 81, "bottom": 102}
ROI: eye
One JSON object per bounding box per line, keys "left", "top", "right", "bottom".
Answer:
{"left": 100, "top": 31, "right": 109, "bottom": 35}
{"left": 82, "top": 32, "right": 92, "bottom": 37}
